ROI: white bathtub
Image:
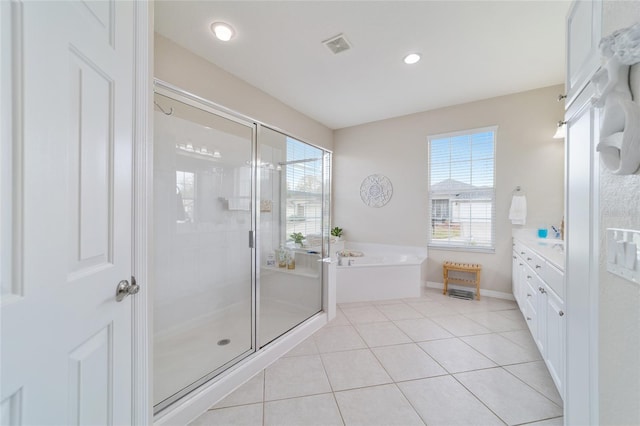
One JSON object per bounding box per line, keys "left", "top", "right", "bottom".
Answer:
{"left": 334, "top": 242, "right": 428, "bottom": 303}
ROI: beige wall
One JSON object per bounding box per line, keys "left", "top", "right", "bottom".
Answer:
{"left": 333, "top": 85, "right": 565, "bottom": 294}
{"left": 599, "top": 3, "right": 640, "bottom": 424}
{"left": 154, "top": 34, "right": 333, "bottom": 151}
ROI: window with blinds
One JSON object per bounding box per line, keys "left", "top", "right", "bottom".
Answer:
{"left": 284, "top": 137, "right": 324, "bottom": 242}
{"left": 428, "top": 127, "right": 496, "bottom": 251}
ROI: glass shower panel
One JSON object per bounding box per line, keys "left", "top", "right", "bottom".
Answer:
{"left": 153, "top": 92, "right": 254, "bottom": 410}
{"left": 259, "top": 127, "right": 325, "bottom": 347}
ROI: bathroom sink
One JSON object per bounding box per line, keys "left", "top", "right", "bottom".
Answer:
{"left": 535, "top": 239, "right": 564, "bottom": 252}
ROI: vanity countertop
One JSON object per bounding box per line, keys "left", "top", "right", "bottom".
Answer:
{"left": 513, "top": 229, "right": 565, "bottom": 272}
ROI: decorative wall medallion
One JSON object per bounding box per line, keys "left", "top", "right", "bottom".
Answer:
{"left": 360, "top": 174, "right": 393, "bottom": 207}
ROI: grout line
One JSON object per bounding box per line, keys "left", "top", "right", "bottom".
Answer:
{"left": 513, "top": 414, "right": 564, "bottom": 425}
{"left": 449, "top": 369, "right": 509, "bottom": 426}
{"left": 501, "top": 363, "right": 564, "bottom": 408}
{"left": 389, "top": 382, "right": 428, "bottom": 426}
{"left": 316, "top": 346, "right": 347, "bottom": 426}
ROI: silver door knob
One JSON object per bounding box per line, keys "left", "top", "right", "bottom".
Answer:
{"left": 559, "top": 311, "right": 564, "bottom": 317}
{"left": 116, "top": 278, "right": 140, "bottom": 302}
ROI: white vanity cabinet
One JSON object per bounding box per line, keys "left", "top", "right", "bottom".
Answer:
{"left": 512, "top": 238, "right": 565, "bottom": 399}
{"left": 565, "top": 0, "right": 602, "bottom": 106}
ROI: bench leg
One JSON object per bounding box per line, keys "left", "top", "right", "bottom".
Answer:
{"left": 443, "top": 268, "right": 448, "bottom": 295}
{"left": 476, "top": 270, "right": 481, "bottom": 300}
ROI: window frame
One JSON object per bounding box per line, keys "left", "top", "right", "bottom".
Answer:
{"left": 427, "top": 126, "right": 497, "bottom": 253}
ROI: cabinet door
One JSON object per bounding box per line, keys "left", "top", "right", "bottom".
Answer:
{"left": 566, "top": 0, "right": 602, "bottom": 106}
{"left": 512, "top": 251, "right": 521, "bottom": 305}
{"left": 535, "top": 279, "right": 547, "bottom": 358}
{"left": 546, "top": 287, "right": 566, "bottom": 400}
{"left": 523, "top": 266, "right": 539, "bottom": 339}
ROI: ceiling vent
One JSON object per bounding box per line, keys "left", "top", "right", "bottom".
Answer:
{"left": 323, "top": 33, "right": 351, "bottom": 55}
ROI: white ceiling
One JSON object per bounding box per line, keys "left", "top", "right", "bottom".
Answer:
{"left": 155, "top": 1, "right": 571, "bottom": 130}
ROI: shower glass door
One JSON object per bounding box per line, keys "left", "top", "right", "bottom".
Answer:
{"left": 258, "top": 127, "right": 327, "bottom": 347}
{"left": 153, "top": 90, "right": 255, "bottom": 411}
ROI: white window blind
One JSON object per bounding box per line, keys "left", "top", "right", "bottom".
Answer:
{"left": 428, "top": 127, "right": 496, "bottom": 250}
{"left": 284, "top": 137, "right": 324, "bottom": 240}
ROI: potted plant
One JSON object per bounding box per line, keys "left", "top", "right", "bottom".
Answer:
{"left": 331, "top": 226, "right": 343, "bottom": 241}
{"left": 290, "top": 232, "right": 305, "bottom": 248}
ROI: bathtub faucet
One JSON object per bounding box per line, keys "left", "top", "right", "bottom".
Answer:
{"left": 348, "top": 258, "right": 354, "bottom": 266}
{"left": 337, "top": 252, "right": 343, "bottom": 266}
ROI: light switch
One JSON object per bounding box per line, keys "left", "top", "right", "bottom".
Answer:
{"left": 606, "top": 228, "right": 640, "bottom": 284}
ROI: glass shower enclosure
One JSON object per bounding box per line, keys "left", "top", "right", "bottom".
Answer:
{"left": 152, "top": 82, "right": 330, "bottom": 412}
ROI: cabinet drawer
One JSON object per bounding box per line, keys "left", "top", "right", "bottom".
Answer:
{"left": 524, "top": 250, "right": 543, "bottom": 272}
{"left": 514, "top": 242, "right": 527, "bottom": 260}
{"left": 539, "top": 262, "right": 564, "bottom": 299}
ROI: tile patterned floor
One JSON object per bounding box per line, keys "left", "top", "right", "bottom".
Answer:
{"left": 190, "top": 289, "right": 563, "bottom": 426}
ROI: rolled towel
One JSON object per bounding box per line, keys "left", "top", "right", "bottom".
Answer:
{"left": 509, "top": 195, "right": 527, "bottom": 225}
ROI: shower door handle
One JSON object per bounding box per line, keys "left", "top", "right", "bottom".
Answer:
{"left": 249, "top": 230, "right": 255, "bottom": 248}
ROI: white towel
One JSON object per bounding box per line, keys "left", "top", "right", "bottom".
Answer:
{"left": 509, "top": 195, "right": 527, "bottom": 225}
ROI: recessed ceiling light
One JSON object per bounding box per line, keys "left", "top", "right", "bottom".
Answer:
{"left": 403, "top": 53, "right": 421, "bottom": 65}
{"left": 210, "top": 22, "right": 235, "bottom": 42}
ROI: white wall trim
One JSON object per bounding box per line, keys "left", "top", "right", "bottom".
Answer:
{"left": 132, "top": 1, "right": 152, "bottom": 425}
{"left": 154, "top": 313, "right": 327, "bottom": 426}
{"left": 425, "top": 280, "right": 515, "bottom": 301}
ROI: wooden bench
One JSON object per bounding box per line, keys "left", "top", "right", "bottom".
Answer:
{"left": 442, "top": 261, "right": 482, "bottom": 300}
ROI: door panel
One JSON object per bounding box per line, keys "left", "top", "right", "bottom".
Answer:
{"left": 68, "top": 49, "right": 114, "bottom": 277}
{"left": 1, "top": 1, "right": 135, "bottom": 424}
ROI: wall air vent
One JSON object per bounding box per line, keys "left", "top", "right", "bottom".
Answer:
{"left": 322, "top": 33, "right": 351, "bottom": 54}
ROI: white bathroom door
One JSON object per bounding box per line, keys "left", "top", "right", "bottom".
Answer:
{"left": 1, "top": 1, "right": 136, "bottom": 424}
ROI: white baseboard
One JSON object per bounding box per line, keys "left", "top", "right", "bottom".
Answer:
{"left": 424, "top": 281, "right": 515, "bottom": 301}
{"left": 154, "top": 312, "right": 328, "bottom": 426}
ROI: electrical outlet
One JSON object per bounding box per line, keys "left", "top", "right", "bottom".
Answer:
{"left": 606, "top": 228, "right": 640, "bottom": 284}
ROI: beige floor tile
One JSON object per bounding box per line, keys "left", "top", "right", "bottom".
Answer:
{"left": 264, "top": 355, "right": 331, "bottom": 401}
{"left": 372, "top": 343, "right": 446, "bottom": 381}
{"left": 521, "top": 417, "right": 564, "bottom": 425}
{"left": 284, "top": 337, "right": 319, "bottom": 357}
{"left": 495, "top": 308, "right": 527, "bottom": 321}
{"left": 394, "top": 317, "right": 454, "bottom": 342}
{"left": 464, "top": 311, "right": 526, "bottom": 332}
{"left": 485, "top": 299, "right": 519, "bottom": 312}
{"left": 341, "top": 306, "right": 388, "bottom": 324}
{"left": 398, "top": 375, "right": 504, "bottom": 425}
{"left": 213, "top": 371, "right": 264, "bottom": 409}
{"left": 505, "top": 361, "right": 563, "bottom": 407}
{"left": 419, "top": 338, "right": 496, "bottom": 373}
{"left": 376, "top": 303, "right": 423, "bottom": 320}
{"left": 321, "top": 349, "right": 392, "bottom": 391}
{"left": 326, "top": 309, "right": 351, "bottom": 327}
{"left": 499, "top": 329, "right": 540, "bottom": 353}
{"left": 461, "top": 333, "right": 542, "bottom": 365}
{"left": 313, "top": 325, "right": 367, "bottom": 353}
{"left": 430, "top": 314, "right": 493, "bottom": 336}
{"left": 455, "top": 368, "right": 562, "bottom": 425}
{"left": 335, "top": 384, "right": 424, "bottom": 426}
{"left": 264, "top": 393, "right": 344, "bottom": 426}
{"left": 189, "top": 403, "right": 263, "bottom": 426}
{"left": 354, "top": 321, "right": 412, "bottom": 347}
{"left": 405, "top": 301, "right": 453, "bottom": 317}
